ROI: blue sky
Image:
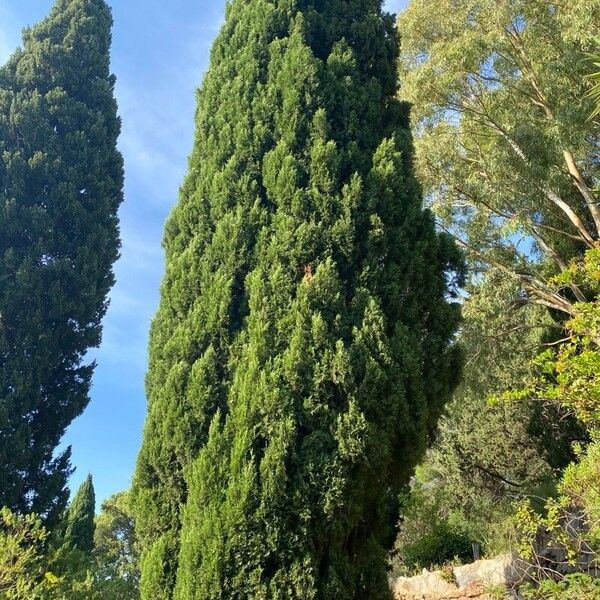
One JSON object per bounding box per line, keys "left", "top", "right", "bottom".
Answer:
{"left": 1, "top": 0, "right": 408, "bottom": 506}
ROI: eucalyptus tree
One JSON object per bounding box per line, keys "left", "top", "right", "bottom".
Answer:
{"left": 399, "top": 0, "right": 600, "bottom": 316}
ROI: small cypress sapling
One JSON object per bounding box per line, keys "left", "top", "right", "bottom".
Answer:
{"left": 49, "top": 475, "right": 97, "bottom": 588}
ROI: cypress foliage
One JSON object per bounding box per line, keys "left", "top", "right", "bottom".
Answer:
{"left": 0, "top": 0, "right": 123, "bottom": 525}
{"left": 62, "top": 474, "right": 96, "bottom": 554}
{"left": 134, "top": 1, "right": 463, "bottom": 598}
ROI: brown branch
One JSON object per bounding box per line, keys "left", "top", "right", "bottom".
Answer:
{"left": 436, "top": 222, "right": 577, "bottom": 316}
{"left": 562, "top": 149, "right": 600, "bottom": 233}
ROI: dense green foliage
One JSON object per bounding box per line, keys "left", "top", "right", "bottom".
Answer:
{"left": 522, "top": 574, "right": 600, "bottom": 600}
{"left": 512, "top": 248, "right": 600, "bottom": 579}
{"left": 93, "top": 491, "right": 140, "bottom": 599}
{"left": 427, "top": 272, "right": 555, "bottom": 507}
{"left": 0, "top": 503, "right": 94, "bottom": 600}
{"left": 0, "top": 488, "right": 141, "bottom": 600}
{"left": 398, "top": 0, "right": 599, "bottom": 316}
{"left": 0, "top": 0, "right": 123, "bottom": 525}
{"left": 0, "top": 508, "right": 48, "bottom": 599}
{"left": 393, "top": 270, "right": 556, "bottom": 571}
{"left": 588, "top": 41, "right": 600, "bottom": 118}
{"left": 133, "top": 0, "right": 463, "bottom": 598}
{"left": 2, "top": 0, "right": 597, "bottom": 597}
{"left": 395, "top": 1, "right": 600, "bottom": 588}
{"left": 61, "top": 476, "right": 95, "bottom": 555}
{"left": 394, "top": 483, "right": 474, "bottom": 572}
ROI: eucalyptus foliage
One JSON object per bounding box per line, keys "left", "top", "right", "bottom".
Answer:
{"left": 399, "top": 0, "right": 600, "bottom": 316}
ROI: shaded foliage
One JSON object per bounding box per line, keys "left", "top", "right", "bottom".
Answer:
{"left": 393, "top": 270, "right": 556, "bottom": 571}
{"left": 93, "top": 491, "right": 140, "bottom": 599}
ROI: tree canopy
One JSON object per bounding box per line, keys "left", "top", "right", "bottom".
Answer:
{"left": 398, "top": 0, "right": 600, "bottom": 315}
{"left": 0, "top": 0, "right": 123, "bottom": 525}
{"left": 133, "top": 0, "right": 463, "bottom": 598}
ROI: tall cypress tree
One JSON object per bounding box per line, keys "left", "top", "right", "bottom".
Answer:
{"left": 0, "top": 0, "right": 123, "bottom": 525}
{"left": 134, "top": 1, "right": 463, "bottom": 598}
{"left": 62, "top": 474, "right": 96, "bottom": 554}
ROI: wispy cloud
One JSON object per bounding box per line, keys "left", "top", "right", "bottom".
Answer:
{"left": 116, "top": 82, "right": 187, "bottom": 207}
{"left": 118, "top": 221, "right": 164, "bottom": 273}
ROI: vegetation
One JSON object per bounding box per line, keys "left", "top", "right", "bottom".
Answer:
{"left": 93, "top": 491, "right": 140, "bottom": 599}
{"left": 393, "top": 0, "right": 600, "bottom": 590}
{"left": 393, "top": 269, "right": 556, "bottom": 571}
{"left": 0, "top": 0, "right": 123, "bottom": 526}
{"left": 511, "top": 248, "right": 600, "bottom": 587}
{"left": 61, "top": 476, "right": 96, "bottom": 555}
{"left": 0, "top": 0, "right": 599, "bottom": 598}
{"left": 521, "top": 573, "right": 600, "bottom": 600}
{"left": 398, "top": 0, "right": 599, "bottom": 315}
{"left": 133, "top": 1, "right": 463, "bottom": 598}
{"left": 588, "top": 41, "right": 600, "bottom": 119}
{"left": 0, "top": 487, "right": 140, "bottom": 599}
{"left": 0, "top": 508, "right": 49, "bottom": 599}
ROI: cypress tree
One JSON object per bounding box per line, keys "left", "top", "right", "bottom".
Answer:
{"left": 0, "top": 0, "right": 123, "bottom": 525}
{"left": 62, "top": 474, "right": 96, "bottom": 554}
{"left": 134, "top": 1, "right": 463, "bottom": 598}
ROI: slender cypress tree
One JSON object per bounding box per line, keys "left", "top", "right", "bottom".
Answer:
{"left": 0, "top": 0, "right": 122, "bottom": 525}
{"left": 62, "top": 474, "right": 96, "bottom": 554}
{"left": 134, "top": 1, "right": 463, "bottom": 598}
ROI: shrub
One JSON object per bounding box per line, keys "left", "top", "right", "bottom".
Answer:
{"left": 522, "top": 573, "right": 600, "bottom": 599}
{"left": 402, "top": 520, "right": 473, "bottom": 571}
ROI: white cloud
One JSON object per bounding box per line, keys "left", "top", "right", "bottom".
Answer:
{"left": 96, "top": 326, "right": 149, "bottom": 371}
{"left": 118, "top": 222, "right": 165, "bottom": 272}
{"left": 116, "top": 82, "right": 187, "bottom": 205}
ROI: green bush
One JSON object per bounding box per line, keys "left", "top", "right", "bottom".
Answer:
{"left": 401, "top": 519, "right": 473, "bottom": 571}
{"left": 0, "top": 507, "right": 48, "bottom": 599}
{"left": 522, "top": 574, "right": 600, "bottom": 599}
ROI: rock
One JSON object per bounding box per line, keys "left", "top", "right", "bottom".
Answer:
{"left": 391, "top": 554, "right": 527, "bottom": 599}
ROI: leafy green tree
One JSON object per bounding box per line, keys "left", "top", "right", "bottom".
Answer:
{"left": 0, "top": 508, "right": 49, "bottom": 599}
{"left": 133, "top": 1, "right": 463, "bottom": 598}
{"left": 428, "top": 272, "right": 555, "bottom": 507}
{"left": 588, "top": 39, "right": 600, "bottom": 119}
{"left": 93, "top": 491, "right": 140, "bottom": 599}
{"left": 44, "top": 475, "right": 97, "bottom": 598}
{"left": 511, "top": 247, "right": 600, "bottom": 587}
{"left": 508, "top": 248, "right": 600, "bottom": 430}
{"left": 0, "top": 504, "right": 98, "bottom": 600}
{"left": 394, "top": 270, "right": 557, "bottom": 570}
{"left": 0, "top": 0, "right": 123, "bottom": 524}
{"left": 398, "top": 0, "right": 599, "bottom": 317}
